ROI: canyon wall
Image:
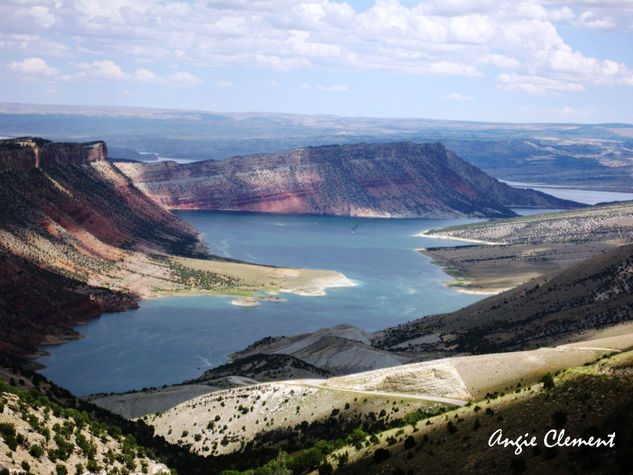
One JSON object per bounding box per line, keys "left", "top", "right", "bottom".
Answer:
{"left": 116, "top": 142, "right": 580, "bottom": 218}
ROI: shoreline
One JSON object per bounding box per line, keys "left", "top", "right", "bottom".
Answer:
{"left": 34, "top": 265, "right": 356, "bottom": 367}
{"left": 417, "top": 246, "right": 511, "bottom": 296}
{"left": 279, "top": 273, "right": 357, "bottom": 296}
{"left": 415, "top": 230, "right": 503, "bottom": 246}
{"left": 448, "top": 285, "right": 505, "bottom": 296}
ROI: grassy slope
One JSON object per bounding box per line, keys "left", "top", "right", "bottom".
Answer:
{"left": 328, "top": 350, "right": 633, "bottom": 475}
{"left": 139, "top": 333, "right": 631, "bottom": 472}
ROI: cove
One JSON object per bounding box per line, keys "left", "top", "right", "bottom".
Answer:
{"left": 37, "top": 212, "right": 489, "bottom": 396}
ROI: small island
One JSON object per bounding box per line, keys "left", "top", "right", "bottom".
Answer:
{"left": 231, "top": 296, "right": 261, "bottom": 307}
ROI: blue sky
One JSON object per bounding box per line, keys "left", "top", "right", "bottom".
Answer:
{"left": 1, "top": 0, "right": 632, "bottom": 123}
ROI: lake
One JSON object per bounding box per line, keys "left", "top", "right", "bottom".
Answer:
{"left": 38, "top": 184, "right": 629, "bottom": 396}
{"left": 38, "top": 213, "right": 484, "bottom": 396}
{"left": 503, "top": 181, "right": 633, "bottom": 205}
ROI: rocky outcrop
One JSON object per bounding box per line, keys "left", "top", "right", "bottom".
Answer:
{"left": 116, "top": 142, "right": 580, "bottom": 218}
{"left": 0, "top": 137, "right": 107, "bottom": 171}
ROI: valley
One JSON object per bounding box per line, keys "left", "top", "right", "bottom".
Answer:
{"left": 2, "top": 135, "right": 632, "bottom": 474}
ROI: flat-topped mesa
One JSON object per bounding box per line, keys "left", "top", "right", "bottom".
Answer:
{"left": 116, "top": 141, "right": 582, "bottom": 218}
{"left": 0, "top": 137, "right": 107, "bottom": 171}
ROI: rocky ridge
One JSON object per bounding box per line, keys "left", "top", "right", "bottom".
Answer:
{"left": 115, "top": 142, "right": 579, "bottom": 218}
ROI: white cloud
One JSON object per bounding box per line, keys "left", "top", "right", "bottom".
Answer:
{"left": 0, "top": 33, "right": 69, "bottom": 57}
{"left": 168, "top": 71, "right": 202, "bottom": 86}
{"left": 8, "top": 57, "right": 58, "bottom": 76}
{"left": 497, "top": 73, "right": 585, "bottom": 94}
{"left": 548, "top": 7, "right": 575, "bottom": 22}
{"left": 478, "top": 54, "right": 521, "bottom": 69}
{"left": 77, "top": 60, "right": 126, "bottom": 80}
{"left": 575, "top": 11, "right": 617, "bottom": 29}
{"left": 444, "top": 93, "right": 475, "bottom": 101}
{"left": 214, "top": 80, "right": 233, "bottom": 88}
{"left": 428, "top": 61, "right": 481, "bottom": 76}
{"left": 317, "top": 84, "right": 348, "bottom": 92}
{"left": 133, "top": 68, "right": 158, "bottom": 82}
{"left": 28, "top": 6, "right": 56, "bottom": 28}
{"left": 556, "top": 106, "right": 576, "bottom": 114}
{"left": 297, "top": 82, "right": 310, "bottom": 90}
{"left": 0, "top": 0, "right": 632, "bottom": 94}
{"left": 73, "top": 60, "right": 201, "bottom": 86}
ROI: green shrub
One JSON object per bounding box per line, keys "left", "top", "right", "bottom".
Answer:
{"left": 345, "top": 428, "right": 367, "bottom": 449}
{"left": 541, "top": 373, "right": 555, "bottom": 390}
{"left": 56, "top": 464, "right": 69, "bottom": 475}
{"left": 288, "top": 447, "right": 325, "bottom": 472}
{"left": 0, "top": 422, "right": 18, "bottom": 451}
{"left": 30, "top": 443, "right": 45, "bottom": 458}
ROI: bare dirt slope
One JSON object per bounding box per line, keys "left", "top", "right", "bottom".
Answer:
{"left": 231, "top": 324, "right": 414, "bottom": 375}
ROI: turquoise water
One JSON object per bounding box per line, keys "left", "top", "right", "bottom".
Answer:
{"left": 36, "top": 186, "right": 632, "bottom": 396}
{"left": 38, "top": 212, "right": 486, "bottom": 396}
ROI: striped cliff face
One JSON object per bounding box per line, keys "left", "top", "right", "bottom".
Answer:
{"left": 115, "top": 142, "right": 580, "bottom": 219}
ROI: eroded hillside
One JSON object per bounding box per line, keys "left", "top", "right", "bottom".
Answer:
{"left": 115, "top": 142, "right": 579, "bottom": 218}
{"left": 0, "top": 138, "right": 348, "bottom": 363}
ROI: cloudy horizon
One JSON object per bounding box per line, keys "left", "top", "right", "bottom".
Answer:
{"left": 2, "top": 0, "right": 632, "bottom": 123}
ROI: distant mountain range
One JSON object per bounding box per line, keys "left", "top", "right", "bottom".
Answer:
{"left": 115, "top": 142, "right": 579, "bottom": 218}
{"left": 1, "top": 102, "right": 632, "bottom": 191}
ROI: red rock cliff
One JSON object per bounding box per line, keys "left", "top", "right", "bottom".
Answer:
{"left": 116, "top": 142, "right": 580, "bottom": 218}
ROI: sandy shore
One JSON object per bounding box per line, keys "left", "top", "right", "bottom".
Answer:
{"left": 415, "top": 230, "right": 502, "bottom": 246}
{"left": 449, "top": 286, "right": 506, "bottom": 296}
{"left": 279, "top": 273, "right": 356, "bottom": 296}
{"left": 169, "top": 256, "right": 355, "bottom": 298}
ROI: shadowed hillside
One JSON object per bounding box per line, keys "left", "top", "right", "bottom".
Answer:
{"left": 377, "top": 244, "right": 633, "bottom": 355}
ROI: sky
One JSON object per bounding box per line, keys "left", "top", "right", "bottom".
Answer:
{"left": 1, "top": 0, "right": 632, "bottom": 123}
